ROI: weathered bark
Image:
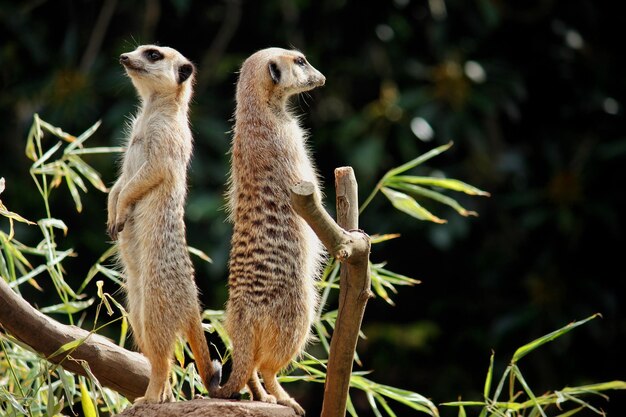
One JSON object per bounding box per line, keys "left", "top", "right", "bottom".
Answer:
{"left": 291, "top": 167, "right": 372, "bottom": 417}
{"left": 115, "top": 398, "right": 297, "bottom": 417}
{"left": 0, "top": 277, "right": 150, "bottom": 400}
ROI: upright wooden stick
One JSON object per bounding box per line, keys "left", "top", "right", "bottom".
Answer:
{"left": 291, "top": 166, "right": 372, "bottom": 417}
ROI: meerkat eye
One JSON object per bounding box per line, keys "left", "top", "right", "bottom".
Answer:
{"left": 144, "top": 49, "right": 163, "bottom": 62}
{"left": 294, "top": 57, "right": 307, "bottom": 67}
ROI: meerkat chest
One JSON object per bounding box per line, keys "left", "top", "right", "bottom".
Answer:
{"left": 122, "top": 135, "right": 147, "bottom": 177}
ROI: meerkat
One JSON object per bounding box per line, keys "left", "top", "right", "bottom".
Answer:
{"left": 209, "top": 47, "right": 326, "bottom": 415}
{"left": 107, "top": 44, "right": 213, "bottom": 404}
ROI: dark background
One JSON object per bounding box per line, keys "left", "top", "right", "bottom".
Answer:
{"left": 1, "top": 1, "right": 624, "bottom": 416}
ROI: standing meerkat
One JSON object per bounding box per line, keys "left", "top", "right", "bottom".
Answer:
{"left": 107, "top": 44, "right": 213, "bottom": 403}
{"left": 209, "top": 47, "right": 326, "bottom": 415}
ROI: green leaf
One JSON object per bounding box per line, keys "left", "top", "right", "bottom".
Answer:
{"left": 175, "top": 338, "right": 186, "bottom": 367}
{"left": 65, "top": 120, "right": 102, "bottom": 154}
{"left": 39, "top": 218, "right": 69, "bottom": 236}
{"left": 39, "top": 118, "right": 76, "bottom": 142}
{"left": 392, "top": 176, "right": 491, "bottom": 196}
{"left": 484, "top": 351, "right": 495, "bottom": 399}
{"left": 80, "top": 380, "right": 97, "bottom": 417}
{"left": 48, "top": 338, "right": 86, "bottom": 360}
{"left": 381, "top": 187, "right": 446, "bottom": 224}
{"left": 0, "top": 388, "right": 28, "bottom": 414}
{"left": 370, "top": 233, "right": 401, "bottom": 244}
{"left": 63, "top": 165, "right": 84, "bottom": 212}
{"left": 513, "top": 365, "right": 547, "bottom": 417}
{"left": 386, "top": 180, "right": 478, "bottom": 217}
{"left": 58, "top": 367, "right": 76, "bottom": 412}
{"left": 67, "top": 155, "right": 108, "bottom": 192}
{"left": 512, "top": 314, "right": 600, "bottom": 364}
{"left": 41, "top": 298, "right": 95, "bottom": 314}
{"left": 70, "top": 146, "right": 125, "bottom": 155}
{"left": 31, "top": 141, "right": 63, "bottom": 169}
{"left": 385, "top": 142, "right": 453, "bottom": 179}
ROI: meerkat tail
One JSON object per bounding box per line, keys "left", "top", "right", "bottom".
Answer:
{"left": 209, "top": 359, "right": 223, "bottom": 395}
{"left": 186, "top": 319, "right": 215, "bottom": 391}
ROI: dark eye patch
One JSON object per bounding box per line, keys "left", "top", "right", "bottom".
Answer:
{"left": 294, "top": 57, "right": 306, "bottom": 67}
{"left": 144, "top": 49, "right": 164, "bottom": 62}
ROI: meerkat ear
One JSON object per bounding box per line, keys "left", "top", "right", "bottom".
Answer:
{"left": 268, "top": 61, "right": 281, "bottom": 84}
{"left": 177, "top": 63, "right": 194, "bottom": 84}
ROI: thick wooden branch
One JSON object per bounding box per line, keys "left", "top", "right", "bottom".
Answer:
{"left": 0, "top": 277, "right": 150, "bottom": 400}
{"left": 291, "top": 166, "right": 372, "bottom": 417}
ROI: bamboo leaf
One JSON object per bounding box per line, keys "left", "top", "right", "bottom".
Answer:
{"left": 31, "top": 141, "right": 63, "bottom": 169}
{"left": 174, "top": 338, "right": 186, "bottom": 367}
{"left": 46, "top": 373, "right": 56, "bottom": 417}
{"left": 8, "top": 264, "right": 48, "bottom": 289}
{"left": 512, "top": 314, "right": 600, "bottom": 364}
{"left": 58, "top": 367, "right": 76, "bottom": 412}
{"left": 381, "top": 187, "right": 446, "bottom": 224}
{"left": 39, "top": 218, "right": 69, "bottom": 236}
{"left": 70, "top": 146, "right": 125, "bottom": 155}
{"left": 370, "top": 233, "right": 401, "bottom": 244}
{"left": 0, "top": 388, "right": 28, "bottom": 414}
{"left": 392, "top": 176, "right": 491, "bottom": 196}
{"left": 67, "top": 155, "right": 108, "bottom": 192}
{"left": 484, "top": 351, "right": 495, "bottom": 399}
{"left": 80, "top": 380, "right": 97, "bottom": 417}
{"left": 561, "top": 380, "right": 626, "bottom": 394}
{"left": 513, "top": 365, "right": 547, "bottom": 417}
{"left": 39, "top": 119, "right": 76, "bottom": 142}
{"left": 385, "top": 142, "right": 453, "bottom": 179}
{"left": 387, "top": 180, "right": 478, "bottom": 217}
{"left": 554, "top": 406, "right": 585, "bottom": 417}
{"left": 188, "top": 246, "right": 213, "bottom": 263}
{"left": 41, "top": 298, "right": 95, "bottom": 314}
{"left": 64, "top": 165, "right": 84, "bottom": 212}
{"left": 65, "top": 120, "right": 102, "bottom": 154}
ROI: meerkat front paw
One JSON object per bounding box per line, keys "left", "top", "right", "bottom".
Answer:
{"left": 258, "top": 393, "right": 277, "bottom": 404}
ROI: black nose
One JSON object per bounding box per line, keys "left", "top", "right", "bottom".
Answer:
{"left": 119, "top": 54, "right": 129, "bottom": 64}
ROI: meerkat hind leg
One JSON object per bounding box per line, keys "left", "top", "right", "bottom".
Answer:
{"left": 135, "top": 352, "right": 173, "bottom": 404}
{"left": 260, "top": 369, "right": 305, "bottom": 416}
{"left": 248, "top": 371, "right": 276, "bottom": 403}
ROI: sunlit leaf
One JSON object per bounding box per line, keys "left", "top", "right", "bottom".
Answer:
{"left": 188, "top": 246, "right": 213, "bottom": 263}
{"left": 370, "top": 233, "right": 401, "bottom": 244}
{"left": 39, "top": 119, "right": 76, "bottom": 142}
{"left": 31, "top": 140, "right": 63, "bottom": 169}
{"left": 512, "top": 314, "right": 601, "bottom": 364}
{"left": 80, "top": 380, "right": 97, "bottom": 417}
{"left": 175, "top": 338, "right": 186, "bottom": 367}
{"left": 386, "top": 180, "right": 478, "bottom": 217}
{"left": 39, "top": 218, "right": 69, "bottom": 236}
{"left": 41, "top": 298, "right": 95, "bottom": 314}
{"left": 384, "top": 142, "right": 453, "bottom": 179}
{"left": 65, "top": 120, "right": 102, "bottom": 154}
{"left": 64, "top": 165, "right": 84, "bottom": 212}
{"left": 392, "top": 176, "right": 491, "bottom": 196}
{"left": 381, "top": 187, "right": 446, "bottom": 224}
{"left": 68, "top": 155, "right": 108, "bottom": 192}
{"left": 58, "top": 367, "right": 76, "bottom": 412}
{"left": 71, "top": 146, "right": 125, "bottom": 155}
{"left": 484, "top": 351, "right": 495, "bottom": 399}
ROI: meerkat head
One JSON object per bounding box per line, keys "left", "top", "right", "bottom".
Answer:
{"left": 237, "top": 47, "right": 325, "bottom": 109}
{"left": 120, "top": 44, "right": 195, "bottom": 103}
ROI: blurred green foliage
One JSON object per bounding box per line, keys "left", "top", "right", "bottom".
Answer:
{"left": 1, "top": 0, "right": 625, "bottom": 415}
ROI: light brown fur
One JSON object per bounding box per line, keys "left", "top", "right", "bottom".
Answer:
{"left": 107, "top": 44, "right": 213, "bottom": 404}
{"left": 209, "top": 47, "right": 326, "bottom": 415}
